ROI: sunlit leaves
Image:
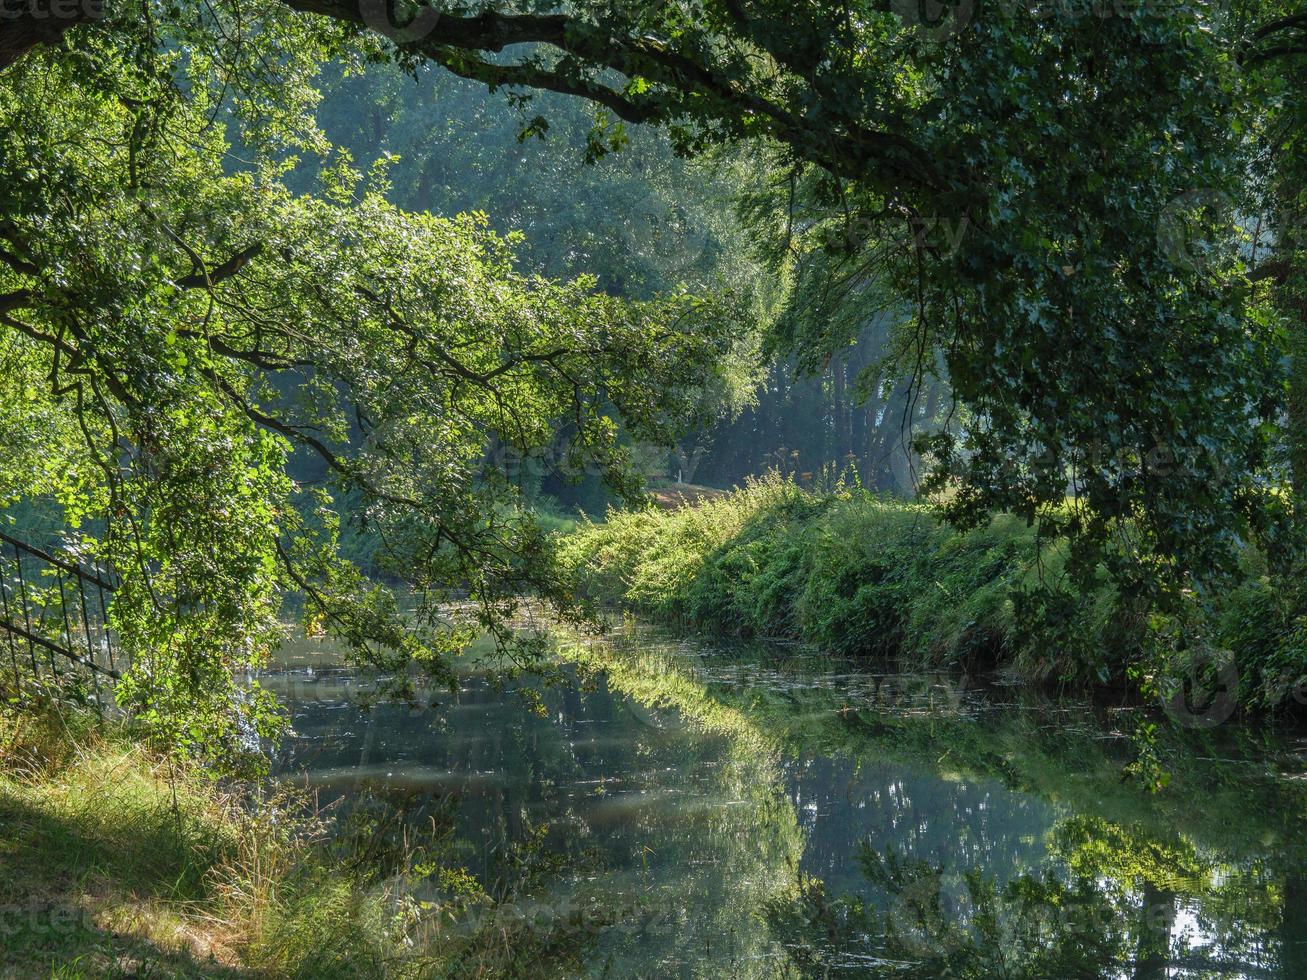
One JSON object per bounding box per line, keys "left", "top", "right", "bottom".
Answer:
{"left": 0, "top": 23, "right": 737, "bottom": 767}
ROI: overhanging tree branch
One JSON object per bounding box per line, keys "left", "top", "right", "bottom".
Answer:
{"left": 0, "top": 0, "right": 944, "bottom": 191}
{"left": 279, "top": 0, "right": 944, "bottom": 191}
{"left": 1244, "top": 8, "right": 1307, "bottom": 64}
{"left": 175, "top": 242, "right": 265, "bottom": 290}
{"left": 1253, "top": 10, "right": 1307, "bottom": 40}
{"left": 0, "top": 0, "right": 102, "bottom": 72}
{"left": 207, "top": 370, "right": 424, "bottom": 509}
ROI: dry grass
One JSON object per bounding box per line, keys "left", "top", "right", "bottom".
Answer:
{"left": 0, "top": 710, "right": 241, "bottom": 976}
{"left": 0, "top": 706, "right": 606, "bottom": 978}
{"left": 0, "top": 709, "right": 410, "bottom": 978}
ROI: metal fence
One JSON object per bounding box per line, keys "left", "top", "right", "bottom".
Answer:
{"left": 0, "top": 530, "right": 123, "bottom": 711}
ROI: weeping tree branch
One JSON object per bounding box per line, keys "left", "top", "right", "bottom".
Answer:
{"left": 206, "top": 369, "right": 427, "bottom": 509}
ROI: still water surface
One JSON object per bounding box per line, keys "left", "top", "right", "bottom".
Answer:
{"left": 261, "top": 625, "right": 1307, "bottom": 978}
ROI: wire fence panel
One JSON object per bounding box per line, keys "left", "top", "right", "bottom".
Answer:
{"left": 0, "top": 530, "right": 124, "bottom": 714}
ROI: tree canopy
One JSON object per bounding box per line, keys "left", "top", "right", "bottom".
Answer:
{"left": 4, "top": 0, "right": 1307, "bottom": 756}
{"left": 221, "top": 0, "right": 1301, "bottom": 587}
{"left": 0, "top": 16, "right": 745, "bottom": 757}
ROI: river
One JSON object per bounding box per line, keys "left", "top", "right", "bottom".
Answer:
{"left": 259, "top": 622, "right": 1307, "bottom": 978}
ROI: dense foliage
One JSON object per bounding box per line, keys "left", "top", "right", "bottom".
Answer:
{"left": 562, "top": 478, "right": 1307, "bottom": 711}
{"left": 303, "top": 64, "right": 779, "bottom": 508}
{"left": 210, "top": 0, "right": 1294, "bottom": 593}
{"left": 3, "top": 0, "right": 1307, "bottom": 755}
{"left": 0, "top": 18, "right": 743, "bottom": 760}
{"left": 4, "top": 3, "right": 1301, "bottom": 575}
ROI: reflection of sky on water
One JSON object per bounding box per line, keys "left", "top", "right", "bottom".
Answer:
{"left": 259, "top": 630, "right": 1307, "bottom": 978}
{"left": 787, "top": 755, "right": 1052, "bottom": 902}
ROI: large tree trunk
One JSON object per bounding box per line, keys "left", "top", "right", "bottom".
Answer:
{"left": 0, "top": 1, "right": 100, "bottom": 72}
{"left": 866, "top": 379, "right": 912, "bottom": 493}
{"left": 1289, "top": 301, "right": 1307, "bottom": 510}
{"left": 1274, "top": 175, "right": 1307, "bottom": 530}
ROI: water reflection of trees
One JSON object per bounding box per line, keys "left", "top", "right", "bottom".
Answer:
{"left": 767, "top": 815, "right": 1287, "bottom": 978}
{"left": 270, "top": 629, "right": 1307, "bottom": 978}
{"left": 272, "top": 653, "right": 807, "bottom": 977}
{"left": 571, "top": 628, "right": 1307, "bottom": 978}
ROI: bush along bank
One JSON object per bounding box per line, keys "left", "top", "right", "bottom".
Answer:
{"left": 557, "top": 475, "right": 1307, "bottom": 714}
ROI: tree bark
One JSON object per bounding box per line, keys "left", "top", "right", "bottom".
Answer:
{"left": 833, "top": 359, "right": 853, "bottom": 472}
{"left": 1288, "top": 301, "right": 1307, "bottom": 510}
{"left": 1273, "top": 174, "right": 1307, "bottom": 525}
{"left": 0, "top": 1, "right": 99, "bottom": 72}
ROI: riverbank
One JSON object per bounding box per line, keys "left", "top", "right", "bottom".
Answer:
{"left": 0, "top": 707, "right": 556, "bottom": 978}
{"left": 7, "top": 620, "right": 1307, "bottom": 977}
{"left": 0, "top": 709, "right": 378, "bottom": 977}
{"left": 558, "top": 476, "right": 1307, "bottom": 713}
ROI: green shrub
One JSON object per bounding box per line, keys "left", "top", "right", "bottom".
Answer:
{"left": 562, "top": 476, "right": 1078, "bottom": 672}
{"left": 561, "top": 476, "right": 1307, "bottom": 707}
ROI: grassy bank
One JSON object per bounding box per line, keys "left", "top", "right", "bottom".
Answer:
{"left": 0, "top": 707, "right": 584, "bottom": 978}
{"left": 559, "top": 476, "right": 1307, "bottom": 710}
{"left": 0, "top": 709, "right": 406, "bottom": 978}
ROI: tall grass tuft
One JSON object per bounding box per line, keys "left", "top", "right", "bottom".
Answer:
{"left": 0, "top": 708, "right": 579, "bottom": 977}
